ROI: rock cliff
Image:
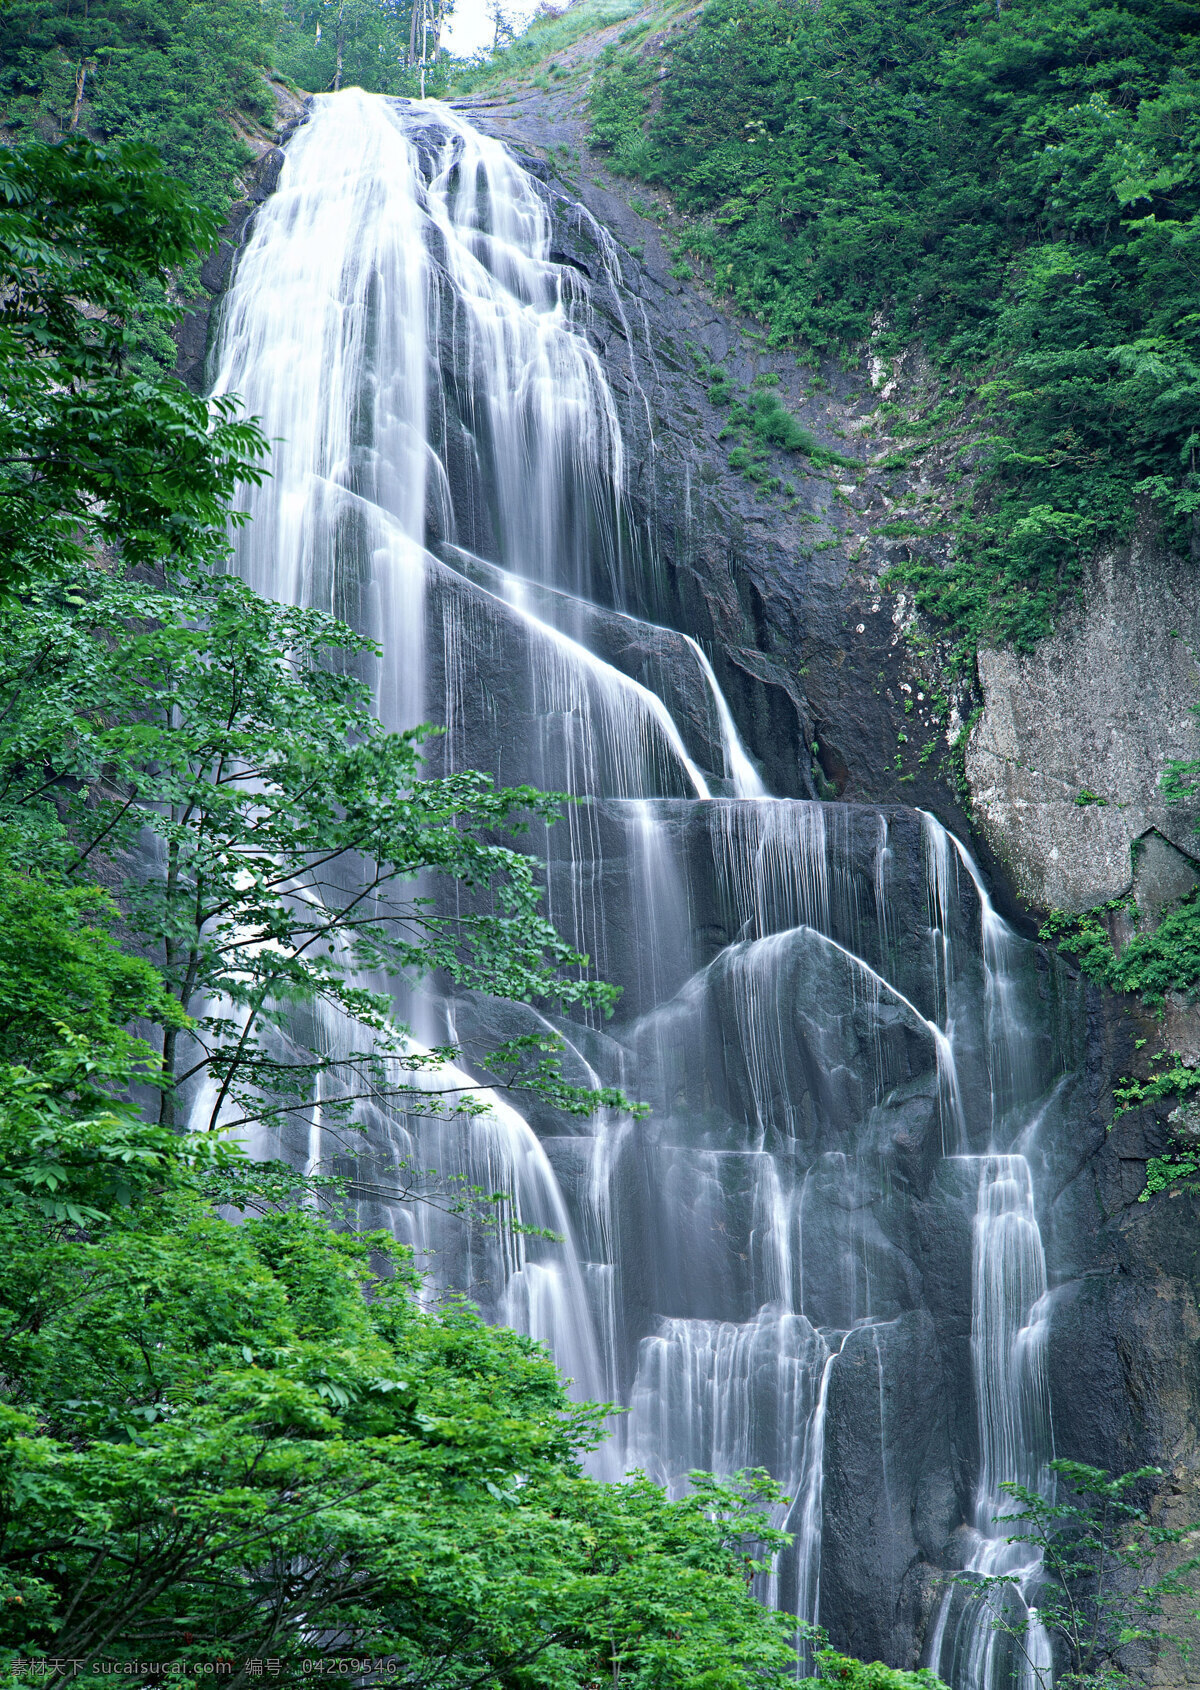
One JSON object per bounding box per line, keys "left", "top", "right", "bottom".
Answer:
{"left": 175, "top": 70, "right": 1200, "bottom": 1677}
{"left": 458, "top": 81, "right": 1200, "bottom": 1674}
{"left": 455, "top": 55, "right": 1200, "bottom": 940}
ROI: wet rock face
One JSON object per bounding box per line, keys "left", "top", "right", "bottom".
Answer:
{"left": 174, "top": 80, "right": 310, "bottom": 392}
{"left": 821, "top": 1309, "right": 957, "bottom": 1663}
{"left": 474, "top": 138, "right": 1200, "bottom": 1633}
{"left": 191, "top": 92, "right": 1200, "bottom": 1682}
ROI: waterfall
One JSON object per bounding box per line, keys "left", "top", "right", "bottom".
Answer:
{"left": 923, "top": 820, "right": 1056, "bottom": 1690}
{"left": 209, "top": 87, "right": 1077, "bottom": 1689}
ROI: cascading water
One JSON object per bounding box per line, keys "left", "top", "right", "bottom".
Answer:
{"left": 209, "top": 87, "right": 1082, "bottom": 1687}
{"left": 922, "top": 823, "right": 1057, "bottom": 1690}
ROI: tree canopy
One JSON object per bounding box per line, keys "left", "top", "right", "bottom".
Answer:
{"left": 0, "top": 0, "right": 279, "bottom": 214}
{"left": 0, "top": 134, "right": 267, "bottom": 593}
{"left": 1, "top": 0, "right": 456, "bottom": 202}
{"left": 0, "top": 988, "right": 800, "bottom": 1686}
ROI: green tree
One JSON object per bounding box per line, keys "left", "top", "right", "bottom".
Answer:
{"left": 275, "top": 0, "right": 441, "bottom": 95}
{"left": 0, "top": 0, "right": 278, "bottom": 215}
{"left": 0, "top": 134, "right": 268, "bottom": 593}
{"left": 1, "top": 127, "right": 632, "bottom": 1147}
{"left": 963, "top": 1462, "right": 1200, "bottom": 1690}
{"left": 0, "top": 866, "right": 187, "bottom": 1076}
{"left": 0, "top": 569, "right": 632, "bottom": 1138}
{"left": 0, "top": 941, "right": 799, "bottom": 1685}
{"left": 799, "top": 1649, "right": 949, "bottom": 1690}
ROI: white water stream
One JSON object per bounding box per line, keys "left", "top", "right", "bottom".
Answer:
{"left": 209, "top": 88, "right": 1071, "bottom": 1690}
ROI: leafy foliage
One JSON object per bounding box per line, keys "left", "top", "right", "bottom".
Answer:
{"left": 1042, "top": 894, "right": 1200, "bottom": 1009}
{"left": 0, "top": 0, "right": 278, "bottom": 215}
{"left": 1, "top": 0, "right": 458, "bottom": 210}
{"left": 0, "top": 568, "right": 631, "bottom": 1135}
{"left": 677, "top": 348, "right": 854, "bottom": 493}
{"left": 0, "top": 866, "right": 776, "bottom": 1687}
{"left": 1142, "top": 1124, "right": 1200, "bottom": 1201}
{"left": 0, "top": 868, "right": 186, "bottom": 1076}
{"left": 0, "top": 134, "right": 268, "bottom": 591}
{"left": 587, "top": 0, "right": 1200, "bottom": 655}
{"left": 1039, "top": 890, "right": 1200, "bottom": 1186}
{"left": 273, "top": 0, "right": 431, "bottom": 97}
{"left": 799, "top": 1651, "right": 949, "bottom": 1690}
{"left": 0, "top": 1001, "right": 800, "bottom": 1684}
{"left": 966, "top": 1461, "right": 1200, "bottom": 1690}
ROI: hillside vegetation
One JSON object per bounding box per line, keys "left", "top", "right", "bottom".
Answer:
{"left": 0, "top": 0, "right": 453, "bottom": 217}
{"left": 0, "top": 0, "right": 278, "bottom": 212}
{"left": 585, "top": 0, "right": 1199, "bottom": 658}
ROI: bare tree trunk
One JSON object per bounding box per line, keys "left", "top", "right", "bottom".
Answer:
{"left": 159, "top": 1022, "right": 178, "bottom": 1128}
{"left": 67, "top": 60, "right": 89, "bottom": 131}
{"left": 420, "top": 0, "right": 445, "bottom": 68}
{"left": 430, "top": 0, "right": 450, "bottom": 59}
{"left": 333, "top": 0, "right": 345, "bottom": 90}
{"left": 408, "top": 0, "right": 420, "bottom": 67}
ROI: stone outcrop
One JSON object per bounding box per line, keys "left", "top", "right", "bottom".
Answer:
{"left": 966, "top": 533, "right": 1200, "bottom": 913}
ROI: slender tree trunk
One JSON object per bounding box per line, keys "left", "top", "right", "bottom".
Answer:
{"left": 408, "top": 0, "right": 420, "bottom": 69}
{"left": 158, "top": 833, "right": 184, "bottom": 1128}
{"left": 430, "top": 0, "right": 449, "bottom": 60}
{"left": 159, "top": 1022, "right": 178, "bottom": 1128}
{"left": 333, "top": 0, "right": 345, "bottom": 90}
{"left": 67, "top": 60, "right": 89, "bottom": 131}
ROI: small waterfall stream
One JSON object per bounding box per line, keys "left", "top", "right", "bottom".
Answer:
{"left": 209, "top": 88, "right": 1079, "bottom": 1688}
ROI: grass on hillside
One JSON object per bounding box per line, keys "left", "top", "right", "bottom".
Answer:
{"left": 447, "top": 0, "right": 652, "bottom": 93}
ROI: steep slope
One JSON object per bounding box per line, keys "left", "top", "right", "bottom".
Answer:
{"left": 442, "top": 0, "right": 1200, "bottom": 935}
{"left": 430, "top": 15, "right": 1200, "bottom": 1671}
